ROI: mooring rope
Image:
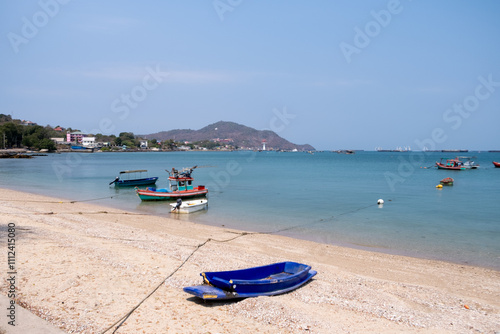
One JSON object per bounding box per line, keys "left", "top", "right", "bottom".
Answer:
{"left": 101, "top": 200, "right": 386, "bottom": 333}
{"left": 0, "top": 194, "right": 124, "bottom": 204}
{"left": 101, "top": 238, "right": 211, "bottom": 334}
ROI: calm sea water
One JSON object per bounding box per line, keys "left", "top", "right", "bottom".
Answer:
{"left": 1, "top": 151, "right": 499, "bottom": 270}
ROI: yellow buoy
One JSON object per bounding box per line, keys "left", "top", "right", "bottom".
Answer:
{"left": 436, "top": 184, "right": 443, "bottom": 188}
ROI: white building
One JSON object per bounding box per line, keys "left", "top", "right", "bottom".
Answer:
{"left": 81, "top": 137, "right": 96, "bottom": 148}
{"left": 50, "top": 137, "right": 65, "bottom": 144}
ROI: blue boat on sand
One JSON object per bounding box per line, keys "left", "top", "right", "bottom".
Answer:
{"left": 109, "top": 170, "right": 158, "bottom": 187}
{"left": 183, "top": 261, "right": 316, "bottom": 300}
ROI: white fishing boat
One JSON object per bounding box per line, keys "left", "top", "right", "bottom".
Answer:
{"left": 170, "top": 199, "right": 208, "bottom": 214}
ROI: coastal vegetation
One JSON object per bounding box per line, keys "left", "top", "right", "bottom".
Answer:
{"left": 0, "top": 115, "right": 313, "bottom": 152}
{"left": 0, "top": 115, "right": 56, "bottom": 151}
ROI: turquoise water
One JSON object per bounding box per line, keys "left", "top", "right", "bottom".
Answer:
{"left": 1, "top": 151, "right": 499, "bottom": 270}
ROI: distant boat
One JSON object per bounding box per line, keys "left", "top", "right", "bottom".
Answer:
{"left": 136, "top": 166, "right": 208, "bottom": 201}
{"left": 440, "top": 177, "right": 454, "bottom": 186}
{"left": 376, "top": 146, "right": 411, "bottom": 152}
{"left": 493, "top": 161, "right": 500, "bottom": 168}
{"left": 109, "top": 170, "right": 158, "bottom": 187}
{"left": 170, "top": 199, "right": 208, "bottom": 213}
{"left": 183, "top": 262, "right": 316, "bottom": 300}
{"left": 71, "top": 145, "right": 94, "bottom": 152}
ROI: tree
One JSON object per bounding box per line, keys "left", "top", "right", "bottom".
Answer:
{"left": 38, "top": 138, "right": 56, "bottom": 151}
{"left": 21, "top": 125, "right": 56, "bottom": 151}
{"left": 0, "top": 114, "right": 13, "bottom": 124}
{"left": 1, "top": 122, "right": 23, "bottom": 148}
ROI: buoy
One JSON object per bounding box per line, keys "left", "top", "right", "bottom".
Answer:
{"left": 436, "top": 184, "right": 443, "bottom": 188}
{"left": 464, "top": 304, "right": 470, "bottom": 310}
{"left": 377, "top": 199, "right": 384, "bottom": 204}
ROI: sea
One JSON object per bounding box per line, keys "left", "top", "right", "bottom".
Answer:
{"left": 1, "top": 150, "right": 499, "bottom": 270}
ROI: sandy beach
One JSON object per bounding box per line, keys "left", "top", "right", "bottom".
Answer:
{"left": 0, "top": 188, "right": 499, "bottom": 333}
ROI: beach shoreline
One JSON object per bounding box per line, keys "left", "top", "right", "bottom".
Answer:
{"left": 0, "top": 188, "right": 499, "bottom": 333}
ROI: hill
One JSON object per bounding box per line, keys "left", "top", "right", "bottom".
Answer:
{"left": 142, "top": 121, "right": 315, "bottom": 151}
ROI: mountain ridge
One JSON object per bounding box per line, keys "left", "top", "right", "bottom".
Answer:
{"left": 142, "top": 121, "right": 315, "bottom": 151}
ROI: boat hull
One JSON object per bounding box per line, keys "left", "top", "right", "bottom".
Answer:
{"left": 440, "top": 177, "right": 454, "bottom": 186}
{"left": 493, "top": 161, "right": 500, "bottom": 168}
{"left": 136, "top": 187, "right": 208, "bottom": 201}
{"left": 115, "top": 177, "right": 158, "bottom": 187}
{"left": 170, "top": 199, "right": 208, "bottom": 213}
{"left": 183, "top": 262, "right": 316, "bottom": 300}
{"left": 436, "top": 163, "right": 464, "bottom": 170}
{"left": 184, "top": 271, "right": 316, "bottom": 300}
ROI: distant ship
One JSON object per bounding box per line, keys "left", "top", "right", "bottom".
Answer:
{"left": 376, "top": 146, "right": 411, "bottom": 152}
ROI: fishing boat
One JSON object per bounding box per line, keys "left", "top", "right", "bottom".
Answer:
{"left": 109, "top": 170, "right": 158, "bottom": 187}
{"left": 170, "top": 199, "right": 208, "bottom": 213}
{"left": 493, "top": 161, "right": 500, "bottom": 168}
{"left": 440, "top": 177, "right": 454, "bottom": 186}
{"left": 136, "top": 166, "right": 208, "bottom": 201}
{"left": 183, "top": 261, "right": 317, "bottom": 300}
{"left": 436, "top": 157, "right": 465, "bottom": 170}
{"left": 436, "top": 156, "right": 480, "bottom": 170}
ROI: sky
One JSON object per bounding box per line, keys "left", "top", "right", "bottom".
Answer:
{"left": 1, "top": 0, "right": 500, "bottom": 151}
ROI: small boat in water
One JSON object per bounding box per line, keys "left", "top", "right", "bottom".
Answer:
{"left": 183, "top": 261, "right": 316, "bottom": 300}
{"left": 493, "top": 161, "right": 500, "bottom": 168}
{"left": 440, "top": 177, "right": 454, "bottom": 186}
{"left": 460, "top": 156, "right": 480, "bottom": 169}
{"left": 170, "top": 199, "right": 208, "bottom": 213}
{"left": 109, "top": 170, "right": 158, "bottom": 187}
{"left": 136, "top": 166, "right": 208, "bottom": 200}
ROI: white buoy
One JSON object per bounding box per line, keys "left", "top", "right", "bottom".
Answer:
{"left": 377, "top": 199, "right": 384, "bottom": 205}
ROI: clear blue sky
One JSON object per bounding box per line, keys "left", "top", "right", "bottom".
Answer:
{"left": 1, "top": 0, "right": 499, "bottom": 150}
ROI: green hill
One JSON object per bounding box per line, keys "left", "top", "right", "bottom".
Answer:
{"left": 142, "top": 121, "right": 314, "bottom": 151}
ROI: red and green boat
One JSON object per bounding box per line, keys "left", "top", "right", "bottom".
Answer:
{"left": 440, "top": 177, "right": 454, "bottom": 186}
{"left": 136, "top": 166, "right": 208, "bottom": 201}
{"left": 436, "top": 157, "right": 479, "bottom": 170}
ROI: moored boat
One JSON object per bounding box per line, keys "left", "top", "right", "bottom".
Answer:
{"left": 436, "top": 157, "right": 479, "bottom": 170}
{"left": 170, "top": 199, "right": 208, "bottom": 213}
{"left": 459, "top": 156, "right": 480, "bottom": 169}
{"left": 110, "top": 170, "right": 158, "bottom": 187}
{"left": 183, "top": 261, "right": 316, "bottom": 300}
{"left": 493, "top": 161, "right": 500, "bottom": 168}
{"left": 436, "top": 157, "right": 465, "bottom": 170}
{"left": 440, "top": 177, "right": 454, "bottom": 186}
{"left": 136, "top": 166, "right": 208, "bottom": 201}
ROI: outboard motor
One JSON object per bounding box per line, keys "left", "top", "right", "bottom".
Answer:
{"left": 173, "top": 198, "right": 182, "bottom": 211}
{"left": 109, "top": 176, "right": 119, "bottom": 185}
